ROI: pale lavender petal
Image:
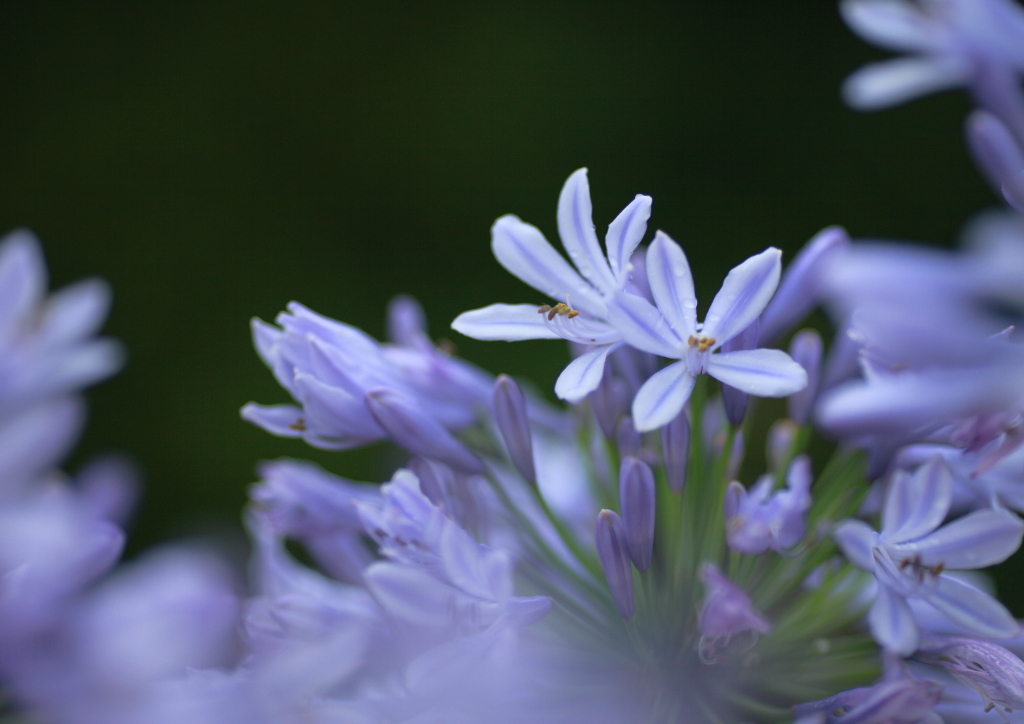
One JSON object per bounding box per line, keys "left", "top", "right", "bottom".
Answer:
{"left": 840, "top": 0, "right": 935, "bottom": 52}
{"left": 925, "top": 575, "right": 1019, "bottom": 638}
{"left": 451, "top": 303, "right": 562, "bottom": 342}
{"left": 363, "top": 562, "right": 456, "bottom": 628}
{"left": 251, "top": 318, "right": 282, "bottom": 369}
{"left": 901, "top": 508, "right": 1023, "bottom": 569}
{"left": 869, "top": 583, "right": 919, "bottom": 655}
{"left": 554, "top": 343, "right": 619, "bottom": 403}
{"left": 706, "top": 349, "right": 807, "bottom": 397}
{"left": 631, "top": 361, "right": 696, "bottom": 433}
{"left": 883, "top": 456, "right": 952, "bottom": 544}
{"left": 843, "top": 57, "right": 968, "bottom": 110}
{"left": 761, "top": 227, "right": 850, "bottom": 343}
{"left": 365, "top": 388, "right": 483, "bottom": 473}
{"left": 721, "top": 319, "right": 759, "bottom": 426}
{"left": 557, "top": 168, "right": 617, "bottom": 294}
{"left": 607, "top": 291, "right": 682, "bottom": 358}
{"left": 966, "top": 110, "right": 1024, "bottom": 211}
{"left": 834, "top": 519, "right": 879, "bottom": 571}
{"left": 702, "top": 248, "right": 782, "bottom": 344}
{"left": 38, "top": 279, "right": 111, "bottom": 345}
{"left": 491, "top": 215, "right": 605, "bottom": 317}
{"left": 0, "top": 397, "right": 84, "bottom": 491}
{"left": 240, "top": 403, "right": 306, "bottom": 439}
{"left": 645, "top": 231, "right": 697, "bottom": 340}
{"left": 0, "top": 229, "right": 46, "bottom": 335}
{"left": 605, "top": 194, "right": 652, "bottom": 279}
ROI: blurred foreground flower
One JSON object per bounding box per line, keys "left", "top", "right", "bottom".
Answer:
{"left": 6, "top": 2, "right": 1024, "bottom": 722}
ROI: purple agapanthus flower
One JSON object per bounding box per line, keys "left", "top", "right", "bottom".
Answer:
{"left": 452, "top": 168, "right": 652, "bottom": 402}
{"left": 834, "top": 456, "right": 1023, "bottom": 655}
{"left": 605, "top": 231, "right": 807, "bottom": 431}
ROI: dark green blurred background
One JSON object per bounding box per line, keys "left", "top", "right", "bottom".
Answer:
{"left": 0, "top": 1, "right": 1006, "bottom": 596}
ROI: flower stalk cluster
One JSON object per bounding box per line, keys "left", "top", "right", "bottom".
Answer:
{"left": 4, "top": 1, "right": 1024, "bottom": 723}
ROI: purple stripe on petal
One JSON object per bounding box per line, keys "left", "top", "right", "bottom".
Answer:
{"left": 645, "top": 232, "right": 697, "bottom": 340}
{"left": 632, "top": 361, "right": 695, "bottom": 433}
{"left": 702, "top": 248, "right": 782, "bottom": 345}
{"left": 557, "top": 168, "right": 617, "bottom": 294}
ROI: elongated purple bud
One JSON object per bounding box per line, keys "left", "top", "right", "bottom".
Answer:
{"left": 616, "top": 416, "right": 641, "bottom": 460}
{"left": 589, "top": 364, "right": 627, "bottom": 440}
{"left": 728, "top": 429, "right": 745, "bottom": 482}
{"left": 365, "top": 388, "right": 483, "bottom": 473}
{"left": 759, "top": 227, "right": 849, "bottom": 344}
{"left": 787, "top": 329, "right": 823, "bottom": 425}
{"left": 766, "top": 418, "right": 798, "bottom": 473}
{"left": 493, "top": 375, "right": 536, "bottom": 484}
{"left": 661, "top": 410, "right": 690, "bottom": 493}
{"left": 720, "top": 318, "right": 759, "bottom": 426}
{"left": 618, "top": 457, "right": 655, "bottom": 572}
{"left": 595, "top": 509, "right": 634, "bottom": 619}
{"left": 967, "top": 110, "right": 1024, "bottom": 211}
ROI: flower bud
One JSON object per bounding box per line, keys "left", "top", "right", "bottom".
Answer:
{"left": 788, "top": 329, "right": 822, "bottom": 425}
{"left": 661, "top": 410, "right": 690, "bottom": 493}
{"left": 618, "top": 457, "right": 655, "bottom": 572}
{"left": 616, "top": 416, "right": 642, "bottom": 461}
{"left": 493, "top": 375, "right": 536, "bottom": 484}
{"left": 699, "top": 563, "right": 771, "bottom": 641}
{"left": 595, "top": 510, "right": 634, "bottom": 619}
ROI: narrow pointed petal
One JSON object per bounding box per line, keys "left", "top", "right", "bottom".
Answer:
{"left": 605, "top": 194, "right": 652, "bottom": 279}
{"left": 607, "top": 291, "right": 682, "bottom": 358}
{"left": 619, "top": 457, "right": 656, "bottom": 572}
{"left": 595, "top": 510, "right": 634, "bottom": 619}
{"left": 707, "top": 349, "right": 807, "bottom": 397}
{"left": 967, "top": 111, "right": 1024, "bottom": 212}
{"left": 645, "top": 231, "right": 697, "bottom": 340}
{"left": 869, "top": 584, "right": 919, "bottom": 655}
{"left": 632, "top": 361, "right": 696, "bottom": 433}
{"left": 493, "top": 375, "right": 536, "bottom": 484}
{"left": 386, "top": 294, "right": 428, "bottom": 346}
{"left": 761, "top": 227, "right": 849, "bottom": 344}
{"left": 557, "top": 168, "right": 617, "bottom": 293}
{"left": 0, "top": 230, "right": 46, "bottom": 333}
{"left": 900, "top": 508, "right": 1023, "bottom": 569}
{"left": 240, "top": 403, "right": 305, "bottom": 439}
{"left": 365, "top": 388, "right": 483, "bottom": 473}
{"left": 787, "top": 329, "right": 823, "bottom": 424}
{"left": 661, "top": 410, "right": 690, "bottom": 493}
{"left": 883, "top": 456, "right": 952, "bottom": 544}
{"left": 925, "top": 575, "right": 1019, "bottom": 638}
{"left": 491, "top": 215, "right": 605, "bottom": 317}
{"left": 554, "top": 343, "right": 618, "bottom": 403}
{"left": 834, "top": 519, "right": 879, "bottom": 571}
{"left": 702, "top": 248, "right": 782, "bottom": 344}
{"left": 843, "top": 57, "right": 967, "bottom": 111}
{"left": 451, "top": 303, "right": 562, "bottom": 341}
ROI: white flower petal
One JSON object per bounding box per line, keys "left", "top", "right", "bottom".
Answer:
{"left": 702, "top": 248, "right": 782, "bottom": 345}
{"left": 645, "top": 232, "right": 698, "bottom": 340}
{"left": 843, "top": 57, "right": 968, "bottom": 111}
{"left": 607, "top": 291, "right": 682, "bottom": 358}
{"left": 706, "top": 349, "right": 807, "bottom": 397}
{"left": 451, "top": 304, "right": 562, "bottom": 341}
{"left": 491, "top": 215, "right": 605, "bottom": 318}
{"left": 554, "top": 343, "right": 619, "bottom": 403}
{"left": 883, "top": 456, "right": 952, "bottom": 544}
{"left": 605, "top": 194, "right": 652, "bottom": 279}
{"left": 556, "top": 169, "right": 616, "bottom": 294}
{"left": 925, "top": 575, "right": 1019, "bottom": 639}
{"left": 632, "top": 361, "right": 696, "bottom": 432}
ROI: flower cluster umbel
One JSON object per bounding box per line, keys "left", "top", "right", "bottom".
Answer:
{"left": 3, "top": 1, "right": 1024, "bottom": 723}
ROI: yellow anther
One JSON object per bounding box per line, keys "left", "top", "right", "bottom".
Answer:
{"left": 537, "top": 305, "right": 552, "bottom": 314}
